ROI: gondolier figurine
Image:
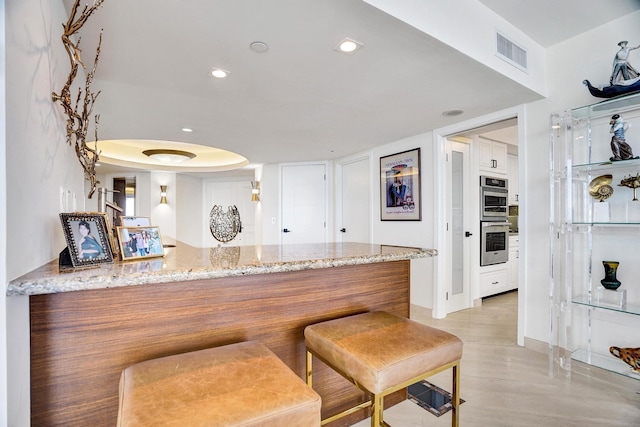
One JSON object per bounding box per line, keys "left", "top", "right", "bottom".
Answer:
{"left": 610, "top": 40, "right": 640, "bottom": 85}
{"left": 609, "top": 114, "right": 638, "bottom": 161}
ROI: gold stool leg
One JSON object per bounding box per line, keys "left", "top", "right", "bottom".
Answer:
{"left": 451, "top": 361, "right": 460, "bottom": 427}
{"left": 370, "top": 393, "right": 383, "bottom": 427}
{"left": 306, "top": 350, "right": 313, "bottom": 387}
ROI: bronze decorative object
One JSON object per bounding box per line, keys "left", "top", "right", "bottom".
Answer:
{"left": 618, "top": 173, "right": 640, "bottom": 201}
{"left": 588, "top": 175, "right": 614, "bottom": 202}
{"left": 610, "top": 346, "right": 640, "bottom": 372}
{"left": 51, "top": 0, "right": 106, "bottom": 198}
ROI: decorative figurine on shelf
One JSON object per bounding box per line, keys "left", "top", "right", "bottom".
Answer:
{"left": 609, "top": 114, "right": 638, "bottom": 161}
{"left": 583, "top": 40, "right": 640, "bottom": 98}
{"left": 601, "top": 261, "right": 622, "bottom": 290}
{"left": 610, "top": 41, "right": 640, "bottom": 85}
{"left": 618, "top": 173, "right": 640, "bottom": 201}
{"left": 610, "top": 346, "right": 640, "bottom": 372}
{"left": 588, "top": 175, "right": 614, "bottom": 202}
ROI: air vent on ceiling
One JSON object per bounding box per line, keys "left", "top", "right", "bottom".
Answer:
{"left": 496, "top": 32, "right": 528, "bottom": 72}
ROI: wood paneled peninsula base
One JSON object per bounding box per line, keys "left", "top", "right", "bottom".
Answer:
{"left": 8, "top": 242, "right": 435, "bottom": 427}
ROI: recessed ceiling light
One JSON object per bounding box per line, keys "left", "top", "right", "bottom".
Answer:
{"left": 143, "top": 149, "right": 197, "bottom": 163}
{"left": 442, "top": 109, "right": 464, "bottom": 117}
{"left": 211, "top": 68, "right": 229, "bottom": 78}
{"left": 181, "top": 128, "right": 193, "bottom": 133}
{"left": 334, "top": 38, "right": 363, "bottom": 54}
{"left": 250, "top": 41, "right": 269, "bottom": 53}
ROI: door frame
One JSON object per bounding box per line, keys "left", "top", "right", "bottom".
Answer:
{"left": 433, "top": 105, "right": 526, "bottom": 347}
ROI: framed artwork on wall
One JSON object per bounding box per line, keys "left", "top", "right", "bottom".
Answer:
{"left": 59, "top": 212, "right": 115, "bottom": 267}
{"left": 380, "top": 148, "right": 422, "bottom": 221}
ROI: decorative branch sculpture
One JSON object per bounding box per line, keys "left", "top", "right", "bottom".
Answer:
{"left": 52, "top": 0, "right": 105, "bottom": 198}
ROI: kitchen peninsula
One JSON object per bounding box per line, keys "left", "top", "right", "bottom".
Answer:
{"left": 8, "top": 241, "right": 435, "bottom": 427}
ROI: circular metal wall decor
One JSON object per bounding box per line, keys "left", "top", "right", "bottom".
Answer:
{"left": 209, "top": 205, "right": 241, "bottom": 243}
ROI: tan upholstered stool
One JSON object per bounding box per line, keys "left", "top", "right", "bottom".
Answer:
{"left": 305, "top": 311, "right": 462, "bottom": 427}
{"left": 117, "top": 341, "right": 321, "bottom": 426}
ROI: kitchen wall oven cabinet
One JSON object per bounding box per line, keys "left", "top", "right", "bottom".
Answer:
{"left": 550, "top": 92, "right": 640, "bottom": 380}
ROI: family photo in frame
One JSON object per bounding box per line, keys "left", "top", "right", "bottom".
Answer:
{"left": 59, "top": 213, "right": 114, "bottom": 267}
{"left": 380, "top": 148, "right": 422, "bottom": 221}
{"left": 117, "top": 226, "right": 164, "bottom": 260}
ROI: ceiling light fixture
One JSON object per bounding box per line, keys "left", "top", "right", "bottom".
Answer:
{"left": 442, "top": 109, "right": 464, "bottom": 117}
{"left": 250, "top": 41, "right": 269, "bottom": 53}
{"left": 334, "top": 38, "right": 363, "bottom": 54}
{"left": 181, "top": 128, "right": 193, "bottom": 133}
{"left": 143, "top": 149, "right": 197, "bottom": 164}
{"left": 211, "top": 68, "right": 229, "bottom": 78}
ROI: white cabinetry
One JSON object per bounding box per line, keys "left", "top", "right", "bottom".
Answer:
{"left": 479, "top": 137, "right": 507, "bottom": 174}
{"left": 480, "top": 263, "right": 509, "bottom": 298}
{"left": 508, "top": 235, "right": 519, "bottom": 289}
{"left": 508, "top": 154, "right": 519, "bottom": 204}
{"left": 550, "top": 92, "right": 640, "bottom": 380}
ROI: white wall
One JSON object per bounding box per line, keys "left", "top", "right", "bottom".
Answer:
{"left": 150, "top": 171, "right": 177, "bottom": 239}
{"left": 522, "top": 11, "right": 640, "bottom": 344}
{"left": 5, "top": 1, "right": 84, "bottom": 424}
{"left": 363, "top": 0, "right": 547, "bottom": 96}
{"left": 260, "top": 163, "right": 282, "bottom": 245}
{"left": 0, "top": 1, "right": 7, "bottom": 424}
{"left": 176, "top": 174, "right": 204, "bottom": 247}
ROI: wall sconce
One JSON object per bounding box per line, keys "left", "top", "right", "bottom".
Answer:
{"left": 160, "top": 185, "right": 167, "bottom": 204}
{"left": 251, "top": 181, "right": 260, "bottom": 202}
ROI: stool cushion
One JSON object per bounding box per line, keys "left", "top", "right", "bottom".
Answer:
{"left": 305, "top": 311, "right": 463, "bottom": 394}
{"left": 118, "top": 341, "right": 321, "bottom": 427}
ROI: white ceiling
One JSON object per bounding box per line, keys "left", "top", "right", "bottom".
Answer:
{"left": 61, "top": 0, "right": 640, "bottom": 177}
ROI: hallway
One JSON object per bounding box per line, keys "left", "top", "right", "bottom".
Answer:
{"left": 352, "top": 291, "right": 640, "bottom": 426}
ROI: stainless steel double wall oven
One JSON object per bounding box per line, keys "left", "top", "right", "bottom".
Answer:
{"left": 480, "top": 176, "right": 509, "bottom": 266}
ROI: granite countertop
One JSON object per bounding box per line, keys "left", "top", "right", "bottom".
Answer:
{"left": 7, "top": 241, "right": 437, "bottom": 296}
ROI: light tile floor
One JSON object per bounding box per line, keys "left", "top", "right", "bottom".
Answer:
{"left": 351, "top": 291, "right": 640, "bottom": 426}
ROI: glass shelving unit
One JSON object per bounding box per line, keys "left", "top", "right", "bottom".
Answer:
{"left": 550, "top": 92, "right": 640, "bottom": 380}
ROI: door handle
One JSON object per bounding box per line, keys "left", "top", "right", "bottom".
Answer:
{"left": 465, "top": 231, "right": 473, "bottom": 237}
{"left": 340, "top": 228, "right": 346, "bottom": 233}
{"left": 283, "top": 228, "right": 291, "bottom": 233}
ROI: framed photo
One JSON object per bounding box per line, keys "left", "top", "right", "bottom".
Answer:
{"left": 380, "top": 148, "right": 422, "bottom": 221}
{"left": 119, "top": 216, "right": 151, "bottom": 227}
{"left": 117, "top": 226, "right": 165, "bottom": 260}
{"left": 59, "top": 212, "right": 114, "bottom": 267}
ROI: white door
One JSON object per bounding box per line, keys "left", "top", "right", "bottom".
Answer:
{"left": 340, "top": 158, "right": 370, "bottom": 243}
{"left": 281, "top": 164, "right": 326, "bottom": 244}
{"left": 446, "top": 140, "right": 471, "bottom": 313}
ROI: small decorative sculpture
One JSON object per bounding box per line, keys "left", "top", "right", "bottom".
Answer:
{"left": 209, "top": 205, "right": 241, "bottom": 243}
{"left": 610, "top": 41, "right": 640, "bottom": 85}
{"left": 588, "top": 175, "right": 614, "bottom": 202}
{"left": 610, "top": 346, "right": 640, "bottom": 372}
{"left": 600, "top": 261, "right": 621, "bottom": 290}
{"left": 609, "top": 114, "right": 638, "bottom": 161}
{"left": 618, "top": 173, "right": 640, "bottom": 201}
{"left": 583, "top": 40, "right": 640, "bottom": 98}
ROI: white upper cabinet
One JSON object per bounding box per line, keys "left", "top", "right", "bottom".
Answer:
{"left": 478, "top": 137, "right": 507, "bottom": 175}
